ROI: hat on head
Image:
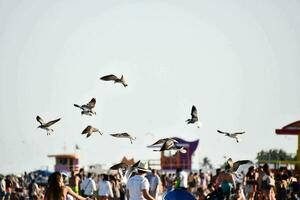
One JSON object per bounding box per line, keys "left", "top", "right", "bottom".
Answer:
{"left": 137, "top": 161, "right": 151, "bottom": 173}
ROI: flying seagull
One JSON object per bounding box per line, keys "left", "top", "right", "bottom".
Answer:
{"left": 81, "top": 125, "right": 103, "bottom": 138}
{"left": 100, "top": 74, "right": 128, "bottom": 87}
{"left": 36, "top": 116, "right": 61, "bottom": 135}
{"left": 110, "top": 133, "right": 136, "bottom": 144}
{"left": 226, "top": 158, "right": 253, "bottom": 172}
{"left": 186, "top": 105, "right": 201, "bottom": 128}
{"left": 150, "top": 138, "right": 178, "bottom": 146}
{"left": 74, "top": 98, "right": 96, "bottom": 116}
{"left": 217, "top": 130, "right": 245, "bottom": 143}
{"left": 153, "top": 139, "right": 187, "bottom": 153}
{"left": 117, "top": 160, "right": 141, "bottom": 184}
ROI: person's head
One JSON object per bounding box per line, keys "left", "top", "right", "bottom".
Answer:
{"left": 248, "top": 166, "right": 255, "bottom": 173}
{"left": 79, "top": 168, "right": 84, "bottom": 175}
{"left": 103, "top": 174, "right": 109, "bottom": 181}
{"left": 176, "top": 168, "right": 182, "bottom": 174}
{"left": 87, "top": 172, "right": 93, "bottom": 178}
{"left": 136, "top": 161, "right": 151, "bottom": 175}
{"left": 263, "top": 164, "right": 271, "bottom": 175}
{"left": 152, "top": 169, "right": 157, "bottom": 175}
{"left": 45, "top": 172, "right": 63, "bottom": 200}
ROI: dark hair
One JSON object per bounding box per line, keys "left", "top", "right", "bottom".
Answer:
{"left": 103, "top": 174, "right": 109, "bottom": 181}
{"left": 263, "top": 164, "right": 271, "bottom": 176}
{"left": 176, "top": 168, "right": 182, "bottom": 173}
{"left": 45, "top": 172, "right": 63, "bottom": 200}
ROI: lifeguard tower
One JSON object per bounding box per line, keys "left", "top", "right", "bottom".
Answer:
{"left": 48, "top": 154, "right": 80, "bottom": 173}
{"left": 275, "top": 121, "right": 300, "bottom": 169}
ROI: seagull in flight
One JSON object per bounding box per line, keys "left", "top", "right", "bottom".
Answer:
{"left": 226, "top": 158, "right": 253, "bottom": 172}
{"left": 117, "top": 160, "right": 141, "bottom": 184}
{"left": 217, "top": 130, "right": 245, "bottom": 143}
{"left": 36, "top": 116, "right": 61, "bottom": 135}
{"left": 81, "top": 125, "right": 103, "bottom": 138}
{"left": 186, "top": 105, "right": 201, "bottom": 128}
{"left": 74, "top": 98, "right": 96, "bottom": 116}
{"left": 152, "top": 139, "right": 187, "bottom": 153}
{"left": 100, "top": 74, "right": 128, "bottom": 87}
{"left": 110, "top": 133, "right": 136, "bottom": 144}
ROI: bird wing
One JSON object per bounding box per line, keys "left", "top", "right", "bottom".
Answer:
{"left": 120, "top": 133, "right": 130, "bottom": 137}
{"left": 44, "top": 118, "right": 61, "bottom": 127}
{"left": 232, "top": 160, "right": 253, "bottom": 172}
{"left": 110, "top": 133, "right": 131, "bottom": 138}
{"left": 122, "top": 160, "right": 140, "bottom": 184}
{"left": 110, "top": 133, "right": 121, "bottom": 137}
{"left": 82, "top": 126, "right": 92, "bottom": 134}
{"left": 232, "top": 132, "right": 245, "bottom": 136}
{"left": 86, "top": 98, "right": 96, "bottom": 109}
{"left": 151, "top": 138, "right": 167, "bottom": 146}
{"left": 191, "top": 105, "right": 198, "bottom": 119}
{"left": 36, "top": 116, "right": 44, "bottom": 125}
{"left": 160, "top": 140, "right": 175, "bottom": 151}
{"left": 110, "top": 162, "right": 128, "bottom": 170}
{"left": 73, "top": 104, "right": 82, "bottom": 110}
{"left": 100, "top": 74, "right": 118, "bottom": 81}
{"left": 86, "top": 133, "right": 92, "bottom": 138}
{"left": 217, "top": 130, "right": 229, "bottom": 135}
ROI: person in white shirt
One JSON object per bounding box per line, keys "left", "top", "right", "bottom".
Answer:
{"left": 176, "top": 168, "right": 188, "bottom": 189}
{"left": 97, "top": 174, "right": 113, "bottom": 200}
{"left": 82, "top": 173, "right": 97, "bottom": 198}
{"left": 126, "top": 161, "right": 155, "bottom": 200}
{"left": 149, "top": 169, "right": 161, "bottom": 199}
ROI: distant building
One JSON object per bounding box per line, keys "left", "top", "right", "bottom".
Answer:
{"left": 120, "top": 156, "right": 135, "bottom": 166}
{"left": 48, "top": 154, "right": 79, "bottom": 173}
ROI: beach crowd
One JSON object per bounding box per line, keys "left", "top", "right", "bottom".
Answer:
{"left": 1, "top": 163, "right": 300, "bottom": 200}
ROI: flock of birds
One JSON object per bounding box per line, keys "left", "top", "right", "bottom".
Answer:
{"left": 36, "top": 73, "right": 249, "bottom": 175}
{"left": 108, "top": 157, "right": 253, "bottom": 185}
{"left": 36, "top": 74, "right": 136, "bottom": 144}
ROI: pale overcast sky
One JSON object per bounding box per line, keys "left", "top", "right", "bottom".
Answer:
{"left": 1, "top": 0, "right": 300, "bottom": 174}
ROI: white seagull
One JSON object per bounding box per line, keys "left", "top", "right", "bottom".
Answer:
{"left": 110, "top": 133, "right": 136, "bottom": 144}
{"left": 153, "top": 139, "right": 187, "bottom": 153}
{"left": 217, "top": 130, "right": 245, "bottom": 143}
{"left": 36, "top": 116, "right": 61, "bottom": 135}
{"left": 81, "top": 125, "right": 103, "bottom": 138}
{"left": 186, "top": 105, "right": 201, "bottom": 128}
{"left": 100, "top": 74, "right": 128, "bottom": 87}
{"left": 74, "top": 98, "right": 96, "bottom": 116}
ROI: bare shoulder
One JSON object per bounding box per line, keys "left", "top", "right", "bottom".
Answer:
{"left": 63, "top": 186, "right": 72, "bottom": 191}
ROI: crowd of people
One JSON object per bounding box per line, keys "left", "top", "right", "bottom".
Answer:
{"left": 1, "top": 163, "right": 300, "bottom": 200}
